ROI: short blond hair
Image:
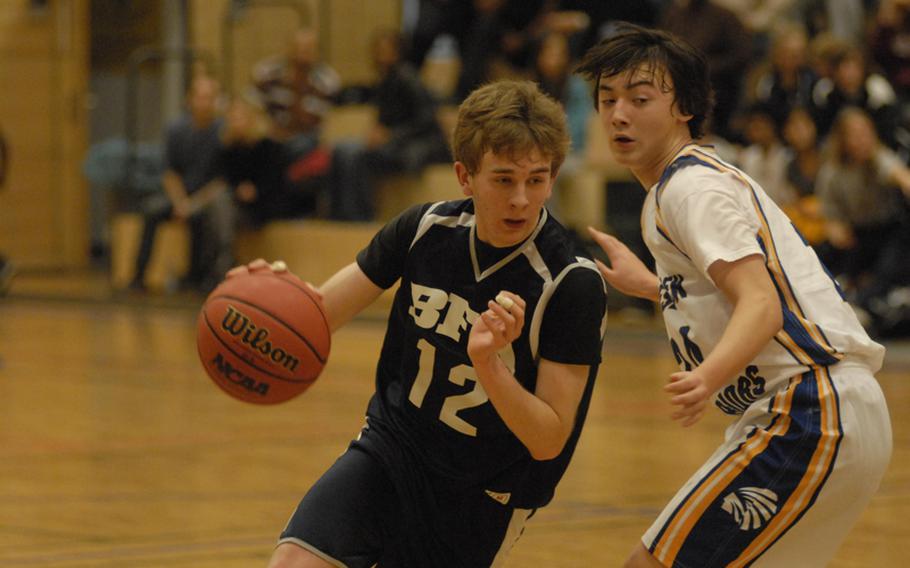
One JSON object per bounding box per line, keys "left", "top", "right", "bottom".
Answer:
{"left": 451, "top": 80, "right": 569, "bottom": 174}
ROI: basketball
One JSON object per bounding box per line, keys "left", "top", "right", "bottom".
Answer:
{"left": 196, "top": 269, "right": 330, "bottom": 404}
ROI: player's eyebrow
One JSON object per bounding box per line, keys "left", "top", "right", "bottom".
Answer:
{"left": 600, "top": 79, "right": 655, "bottom": 92}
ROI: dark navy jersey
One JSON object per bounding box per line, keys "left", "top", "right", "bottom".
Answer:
{"left": 355, "top": 199, "right": 607, "bottom": 508}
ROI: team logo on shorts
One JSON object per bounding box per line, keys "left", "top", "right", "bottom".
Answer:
{"left": 721, "top": 487, "right": 779, "bottom": 530}
{"left": 485, "top": 489, "right": 511, "bottom": 505}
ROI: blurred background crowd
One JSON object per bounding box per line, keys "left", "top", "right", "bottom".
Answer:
{"left": 10, "top": 0, "right": 910, "bottom": 339}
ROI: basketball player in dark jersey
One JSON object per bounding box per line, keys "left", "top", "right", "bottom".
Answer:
{"left": 234, "top": 80, "right": 608, "bottom": 567}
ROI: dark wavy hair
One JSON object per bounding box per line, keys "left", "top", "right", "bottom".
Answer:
{"left": 576, "top": 23, "right": 715, "bottom": 139}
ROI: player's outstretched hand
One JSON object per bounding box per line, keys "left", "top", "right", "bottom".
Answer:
{"left": 664, "top": 370, "right": 712, "bottom": 427}
{"left": 587, "top": 227, "right": 659, "bottom": 301}
{"left": 468, "top": 291, "right": 525, "bottom": 363}
{"left": 225, "top": 259, "right": 322, "bottom": 301}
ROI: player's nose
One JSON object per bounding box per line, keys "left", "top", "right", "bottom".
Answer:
{"left": 610, "top": 99, "right": 631, "bottom": 126}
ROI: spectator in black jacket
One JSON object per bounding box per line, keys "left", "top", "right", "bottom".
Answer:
{"left": 329, "top": 29, "right": 450, "bottom": 221}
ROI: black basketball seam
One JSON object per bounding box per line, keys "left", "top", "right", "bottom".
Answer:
{"left": 253, "top": 274, "right": 331, "bottom": 342}
{"left": 201, "top": 309, "right": 319, "bottom": 384}
{"left": 211, "top": 293, "right": 328, "bottom": 364}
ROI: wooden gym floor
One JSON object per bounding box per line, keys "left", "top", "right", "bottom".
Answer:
{"left": 0, "top": 268, "right": 907, "bottom": 567}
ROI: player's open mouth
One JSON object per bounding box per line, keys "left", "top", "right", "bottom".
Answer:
{"left": 614, "top": 134, "right": 634, "bottom": 143}
{"left": 505, "top": 219, "right": 526, "bottom": 229}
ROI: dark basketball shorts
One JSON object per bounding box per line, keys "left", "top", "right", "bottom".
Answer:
{"left": 277, "top": 444, "right": 533, "bottom": 567}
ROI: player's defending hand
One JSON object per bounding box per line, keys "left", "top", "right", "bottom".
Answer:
{"left": 225, "top": 258, "right": 322, "bottom": 301}
{"left": 468, "top": 291, "right": 525, "bottom": 364}
{"left": 587, "top": 227, "right": 660, "bottom": 301}
{"left": 664, "top": 370, "right": 712, "bottom": 427}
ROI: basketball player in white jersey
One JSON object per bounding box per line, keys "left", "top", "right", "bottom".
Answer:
{"left": 577, "top": 24, "right": 892, "bottom": 567}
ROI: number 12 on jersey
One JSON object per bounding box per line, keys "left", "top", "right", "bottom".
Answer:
{"left": 407, "top": 338, "right": 515, "bottom": 437}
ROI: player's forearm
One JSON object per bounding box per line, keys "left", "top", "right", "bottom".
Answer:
{"left": 695, "top": 293, "right": 782, "bottom": 393}
{"left": 472, "top": 355, "right": 571, "bottom": 460}
{"left": 319, "top": 262, "right": 384, "bottom": 332}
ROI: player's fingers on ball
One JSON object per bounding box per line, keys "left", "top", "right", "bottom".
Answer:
{"left": 247, "top": 258, "right": 271, "bottom": 271}
{"left": 226, "top": 265, "right": 250, "bottom": 278}
{"left": 270, "top": 259, "right": 288, "bottom": 272}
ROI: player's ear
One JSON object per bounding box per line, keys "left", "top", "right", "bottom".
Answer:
{"left": 454, "top": 161, "right": 472, "bottom": 196}
{"left": 673, "top": 104, "right": 694, "bottom": 124}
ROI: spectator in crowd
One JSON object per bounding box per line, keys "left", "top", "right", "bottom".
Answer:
{"left": 747, "top": 21, "right": 818, "bottom": 131}
{"left": 129, "top": 75, "right": 233, "bottom": 294}
{"left": 329, "top": 28, "right": 449, "bottom": 221}
{"left": 811, "top": 44, "right": 901, "bottom": 146}
{"left": 528, "top": 30, "right": 592, "bottom": 225}
{"left": 454, "top": 0, "right": 533, "bottom": 102}
{"left": 801, "top": 0, "right": 867, "bottom": 45}
{"left": 0, "top": 126, "right": 12, "bottom": 296}
{"left": 220, "top": 92, "right": 322, "bottom": 229}
{"left": 531, "top": 31, "right": 591, "bottom": 169}
{"left": 816, "top": 107, "right": 910, "bottom": 315}
{"left": 252, "top": 27, "right": 341, "bottom": 170}
{"left": 405, "top": 0, "right": 475, "bottom": 70}
{"left": 737, "top": 102, "right": 794, "bottom": 207}
{"left": 780, "top": 106, "right": 828, "bottom": 247}
{"left": 871, "top": 0, "right": 910, "bottom": 98}
{"left": 659, "top": 0, "right": 754, "bottom": 142}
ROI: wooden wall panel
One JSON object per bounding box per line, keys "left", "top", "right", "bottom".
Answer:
{"left": 0, "top": 0, "right": 89, "bottom": 269}
{"left": 189, "top": 0, "right": 399, "bottom": 90}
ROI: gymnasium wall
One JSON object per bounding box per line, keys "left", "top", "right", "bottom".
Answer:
{"left": 0, "top": 0, "right": 89, "bottom": 269}
{"left": 0, "top": 0, "right": 399, "bottom": 271}
{"left": 190, "top": 0, "right": 401, "bottom": 91}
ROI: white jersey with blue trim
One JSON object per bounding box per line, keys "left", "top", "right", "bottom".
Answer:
{"left": 643, "top": 144, "right": 884, "bottom": 415}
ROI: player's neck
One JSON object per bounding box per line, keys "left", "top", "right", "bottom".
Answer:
{"left": 634, "top": 137, "right": 695, "bottom": 190}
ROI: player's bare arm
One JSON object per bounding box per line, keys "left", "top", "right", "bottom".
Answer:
{"left": 316, "top": 262, "right": 384, "bottom": 332}
{"left": 587, "top": 226, "right": 659, "bottom": 301}
{"left": 468, "top": 291, "right": 589, "bottom": 460}
{"left": 665, "top": 254, "right": 782, "bottom": 426}
{"left": 226, "top": 259, "right": 382, "bottom": 333}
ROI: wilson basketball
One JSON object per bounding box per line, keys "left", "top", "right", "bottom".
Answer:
{"left": 196, "top": 270, "right": 330, "bottom": 404}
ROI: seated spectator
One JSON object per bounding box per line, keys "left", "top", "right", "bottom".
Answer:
{"left": 329, "top": 28, "right": 450, "bottom": 221}
{"left": 747, "top": 21, "right": 818, "bottom": 131}
{"left": 531, "top": 31, "right": 589, "bottom": 158}
{"left": 871, "top": 0, "right": 910, "bottom": 98}
{"left": 659, "top": 0, "right": 753, "bottom": 142}
{"left": 220, "top": 92, "right": 323, "bottom": 228}
{"left": 130, "top": 75, "right": 233, "bottom": 294}
{"left": 529, "top": 30, "right": 591, "bottom": 221}
{"left": 252, "top": 27, "right": 341, "bottom": 168}
{"left": 737, "top": 103, "right": 794, "bottom": 207}
{"left": 811, "top": 44, "right": 901, "bottom": 147}
{"left": 816, "top": 107, "right": 910, "bottom": 316}
{"left": 780, "top": 106, "right": 828, "bottom": 247}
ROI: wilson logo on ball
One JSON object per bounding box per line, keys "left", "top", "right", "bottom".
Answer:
{"left": 221, "top": 305, "right": 301, "bottom": 372}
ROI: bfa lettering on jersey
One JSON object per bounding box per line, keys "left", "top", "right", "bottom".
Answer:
{"left": 409, "top": 283, "right": 480, "bottom": 341}
{"left": 408, "top": 282, "right": 516, "bottom": 367}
